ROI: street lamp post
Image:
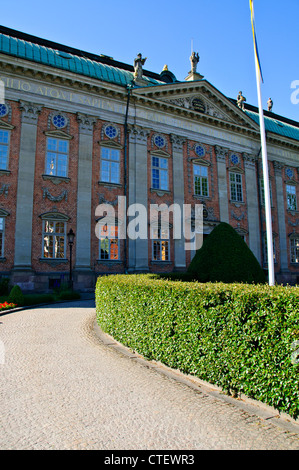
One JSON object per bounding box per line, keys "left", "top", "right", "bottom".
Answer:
{"left": 67, "top": 228, "right": 75, "bottom": 291}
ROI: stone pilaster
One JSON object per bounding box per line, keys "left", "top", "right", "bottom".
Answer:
{"left": 170, "top": 134, "right": 186, "bottom": 268}
{"left": 14, "top": 101, "right": 42, "bottom": 269}
{"left": 75, "top": 114, "right": 97, "bottom": 271}
{"left": 273, "top": 160, "right": 288, "bottom": 271}
{"left": 128, "top": 125, "right": 150, "bottom": 272}
{"left": 215, "top": 145, "right": 229, "bottom": 223}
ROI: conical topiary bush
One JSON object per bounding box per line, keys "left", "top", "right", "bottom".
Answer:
{"left": 187, "top": 222, "right": 266, "bottom": 284}
{"left": 8, "top": 285, "right": 24, "bottom": 306}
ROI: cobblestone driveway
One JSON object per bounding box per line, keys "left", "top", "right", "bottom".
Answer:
{"left": 0, "top": 299, "right": 298, "bottom": 450}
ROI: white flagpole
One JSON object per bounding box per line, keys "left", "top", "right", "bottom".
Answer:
{"left": 251, "top": 0, "right": 275, "bottom": 286}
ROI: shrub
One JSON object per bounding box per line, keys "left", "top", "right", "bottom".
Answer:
{"left": 187, "top": 222, "right": 266, "bottom": 284}
{"left": 8, "top": 285, "right": 24, "bottom": 306}
{"left": 96, "top": 274, "right": 299, "bottom": 419}
{"left": 0, "top": 277, "right": 10, "bottom": 296}
{"left": 58, "top": 290, "right": 81, "bottom": 301}
{"left": 23, "top": 294, "right": 55, "bottom": 306}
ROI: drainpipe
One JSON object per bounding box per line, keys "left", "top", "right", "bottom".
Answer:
{"left": 123, "top": 84, "right": 133, "bottom": 273}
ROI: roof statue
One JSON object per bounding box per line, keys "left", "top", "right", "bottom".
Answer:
{"left": 185, "top": 51, "right": 204, "bottom": 81}
{"left": 267, "top": 97, "right": 273, "bottom": 112}
{"left": 237, "top": 91, "right": 246, "bottom": 111}
{"left": 134, "top": 53, "right": 147, "bottom": 80}
{"left": 190, "top": 52, "right": 200, "bottom": 74}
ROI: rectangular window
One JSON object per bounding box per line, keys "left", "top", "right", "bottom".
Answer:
{"left": 46, "top": 138, "right": 69, "bottom": 177}
{"left": 0, "top": 217, "right": 4, "bottom": 257}
{"left": 43, "top": 220, "right": 66, "bottom": 259}
{"left": 194, "top": 164, "right": 209, "bottom": 197}
{"left": 100, "top": 148, "right": 120, "bottom": 184}
{"left": 0, "top": 130, "right": 10, "bottom": 170}
{"left": 152, "top": 156, "right": 168, "bottom": 191}
{"left": 290, "top": 238, "right": 299, "bottom": 263}
{"left": 230, "top": 172, "right": 243, "bottom": 202}
{"left": 99, "top": 225, "right": 119, "bottom": 260}
{"left": 152, "top": 227, "right": 169, "bottom": 261}
{"left": 286, "top": 184, "right": 297, "bottom": 211}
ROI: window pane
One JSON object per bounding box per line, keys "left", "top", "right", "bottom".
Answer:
{"left": 43, "top": 235, "right": 53, "bottom": 258}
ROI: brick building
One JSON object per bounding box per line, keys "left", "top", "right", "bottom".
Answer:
{"left": 0, "top": 25, "right": 298, "bottom": 291}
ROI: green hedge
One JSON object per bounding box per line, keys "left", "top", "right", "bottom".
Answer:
{"left": 96, "top": 274, "right": 299, "bottom": 419}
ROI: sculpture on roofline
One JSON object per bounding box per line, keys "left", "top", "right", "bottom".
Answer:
{"left": 134, "top": 53, "right": 147, "bottom": 80}
{"left": 190, "top": 51, "right": 200, "bottom": 73}
{"left": 267, "top": 97, "right": 273, "bottom": 112}
{"left": 237, "top": 91, "right": 246, "bottom": 111}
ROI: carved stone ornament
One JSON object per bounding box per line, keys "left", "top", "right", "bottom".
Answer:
{"left": 0, "top": 183, "right": 9, "bottom": 198}
{"left": 19, "top": 101, "right": 42, "bottom": 124}
{"left": 43, "top": 188, "right": 68, "bottom": 202}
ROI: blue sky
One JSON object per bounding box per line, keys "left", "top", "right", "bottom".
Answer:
{"left": 1, "top": 0, "right": 298, "bottom": 121}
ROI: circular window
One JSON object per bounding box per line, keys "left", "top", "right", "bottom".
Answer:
{"left": 52, "top": 114, "right": 67, "bottom": 129}
{"left": 0, "top": 104, "right": 8, "bottom": 118}
{"left": 105, "top": 125, "right": 118, "bottom": 139}
{"left": 154, "top": 135, "right": 165, "bottom": 148}
{"left": 195, "top": 145, "right": 205, "bottom": 157}
{"left": 286, "top": 168, "right": 294, "bottom": 179}
{"left": 231, "top": 154, "right": 239, "bottom": 165}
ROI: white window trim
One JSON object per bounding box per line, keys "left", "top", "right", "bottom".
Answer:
{"left": 46, "top": 137, "right": 69, "bottom": 178}
{"left": 193, "top": 163, "right": 209, "bottom": 197}
{"left": 286, "top": 184, "right": 297, "bottom": 211}
{"left": 42, "top": 220, "right": 67, "bottom": 260}
{"left": 151, "top": 156, "right": 169, "bottom": 191}
{"left": 99, "top": 224, "right": 120, "bottom": 261}
{"left": 290, "top": 236, "right": 299, "bottom": 264}
{"left": 100, "top": 147, "right": 120, "bottom": 184}
{"left": 151, "top": 227, "right": 170, "bottom": 262}
{"left": 230, "top": 171, "right": 243, "bottom": 202}
{"left": 0, "top": 129, "right": 10, "bottom": 171}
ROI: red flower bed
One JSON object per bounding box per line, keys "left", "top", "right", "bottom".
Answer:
{"left": 0, "top": 301, "right": 17, "bottom": 311}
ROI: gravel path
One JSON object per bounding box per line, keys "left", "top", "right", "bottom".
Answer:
{"left": 0, "top": 299, "right": 298, "bottom": 450}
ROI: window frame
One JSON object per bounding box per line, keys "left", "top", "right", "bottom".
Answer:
{"left": 151, "top": 227, "right": 170, "bottom": 262}
{"left": 290, "top": 237, "right": 299, "bottom": 264}
{"left": 286, "top": 184, "right": 297, "bottom": 211}
{"left": 99, "top": 224, "right": 120, "bottom": 261}
{"left": 42, "top": 219, "right": 67, "bottom": 260}
{"left": 230, "top": 171, "right": 243, "bottom": 203}
{"left": 193, "top": 163, "right": 209, "bottom": 197}
{"left": 45, "top": 137, "right": 69, "bottom": 178}
{"left": 100, "top": 147, "right": 120, "bottom": 184}
{"left": 151, "top": 156, "right": 169, "bottom": 191}
{"left": 0, "top": 129, "right": 10, "bottom": 171}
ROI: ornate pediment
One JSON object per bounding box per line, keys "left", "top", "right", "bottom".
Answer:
{"left": 44, "top": 129, "right": 73, "bottom": 140}
{"left": 162, "top": 93, "right": 235, "bottom": 123}
{"left": 133, "top": 80, "right": 259, "bottom": 131}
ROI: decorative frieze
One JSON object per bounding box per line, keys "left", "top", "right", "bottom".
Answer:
{"left": 215, "top": 145, "right": 228, "bottom": 162}
{"left": 128, "top": 125, "right": 150, "bottom": 144}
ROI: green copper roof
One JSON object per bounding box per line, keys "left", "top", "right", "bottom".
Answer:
{"left": 0, "top": 31, "right": 165, "bottom": 88}
{"left": 245, "top": 109, "right": 299, "bottom": 142}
